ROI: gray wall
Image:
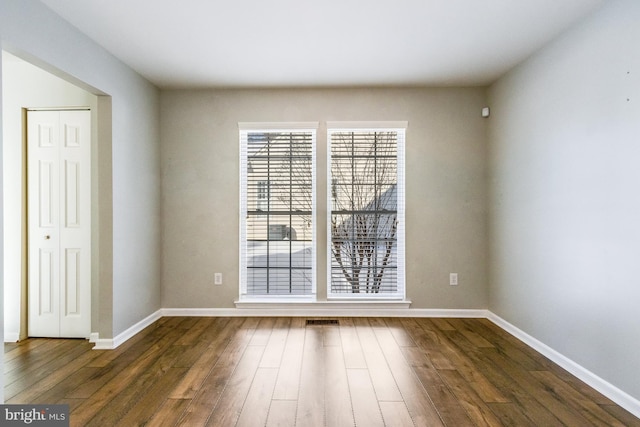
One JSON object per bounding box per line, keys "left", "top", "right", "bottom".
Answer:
{"left": 160, "top": 88, "right": 488, "bottom": 309}
{"left": 0, "top": 0, "right": 162, "bottom": 338}
{"left": 488, "top": 0, "right": 640, "bottom": 402}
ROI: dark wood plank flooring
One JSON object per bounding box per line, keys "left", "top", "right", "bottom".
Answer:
{"left": 4, "top": 317, "right": 639, "bottom": 426}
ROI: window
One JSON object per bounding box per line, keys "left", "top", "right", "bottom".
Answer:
{"left": 256, "top": 180, "right": 269, "bottom": 213}
{"left": 327, "top": 122, "right": 406, "bottom": 299}
{"left": 240, "top": 123, "right": 317, "bottom": 299}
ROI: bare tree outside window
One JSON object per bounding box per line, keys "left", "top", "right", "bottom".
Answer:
{"left": 330, "top": 130, "right": 400, "bottom": 294}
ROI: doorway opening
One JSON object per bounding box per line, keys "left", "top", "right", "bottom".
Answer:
{"left": 2, "top": 50, "right": 112, "bottom": 341}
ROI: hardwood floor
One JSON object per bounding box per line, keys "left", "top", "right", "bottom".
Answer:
{"left": 4, "top": 317, "right": 639, "bottom": 426}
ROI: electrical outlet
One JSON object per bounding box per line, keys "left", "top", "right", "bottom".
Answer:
{"left": 449, "top": 273, "right": 458, "bottom": 286}
{"left": 214, "top": 273, "right": 222, "bottom": 285}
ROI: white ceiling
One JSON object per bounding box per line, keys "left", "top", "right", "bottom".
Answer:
{"left": 39, "top": 0, "right": 604, "bottom": 89}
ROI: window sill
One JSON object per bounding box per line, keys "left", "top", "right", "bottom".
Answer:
{"left": 234, "top": 299, "right": 412, "bottom": 311}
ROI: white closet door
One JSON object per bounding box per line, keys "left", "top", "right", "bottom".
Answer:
{"left": 28, "top": 110, "right": 91, "bottom": 338}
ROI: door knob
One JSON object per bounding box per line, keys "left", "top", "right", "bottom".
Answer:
{"left": 45, "top": 235, "right": 51, "bottom": 240}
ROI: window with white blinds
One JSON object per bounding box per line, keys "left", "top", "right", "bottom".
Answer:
{"left": 239, "top": 123, "right": 317, "bottom": 300}
{"left": 327, "top": 122, "right": 406, "bottom": 299}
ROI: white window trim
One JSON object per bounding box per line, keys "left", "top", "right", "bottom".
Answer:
{"left": 239, "top": 122, "right": 320, "bottom": 130}
{"left": 239, "top": 122, "right": 318, "bottom": 302}
{"left": 326, "top": 122, "right": 407, "bottom": 301}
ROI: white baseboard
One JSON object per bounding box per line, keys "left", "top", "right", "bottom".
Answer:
{"left": 91, "top": 309, "right": 162, "bottom": 350}
{"left": 4, "top": 332, "right": 19, "bottom": 343}
{"left": 161, "top": 306, "right": 489, "bottom": 318}
{"left": 92, "top": 338, "right": 115, "bottom": 350}
{"left": 411, "top": 309, "right": 491, "bottom": 318}
{"left": 487, "top": 312, "right": 640, "bottom": 419}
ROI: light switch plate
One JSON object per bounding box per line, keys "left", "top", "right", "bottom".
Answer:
{"left": 450, "top": 273, "right": 458, "bottom": 286}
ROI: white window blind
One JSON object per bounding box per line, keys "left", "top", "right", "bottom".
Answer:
{"left": 327, "top": 122, "right": 406, "bottom": 299}
{"left": 240, "top": 123, "right": 317, "bottom": 300}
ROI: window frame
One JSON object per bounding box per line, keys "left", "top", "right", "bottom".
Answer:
{"left": 239, "top": 122, "right": 318, "bottom": 302}
{"left": 326, "top": 121, "right": 407, "bottom": 300}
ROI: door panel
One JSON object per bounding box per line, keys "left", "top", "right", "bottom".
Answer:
{"left": 29, "top": 111, "right": 61, "bottom": 337}
{"left": 59, "top": 111, "right": 91, "bottom": 337}
{"left": 64, "top": 160, "right": 80, "bottom": 227}
{"left": 64, "top": 248, "right": 80, "bottom": 314}
{"left": 38, "top": 160, "right": 56, "bottom": 228}
{"left": 38, "top": 249, "right": 56, "bottom": 315}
